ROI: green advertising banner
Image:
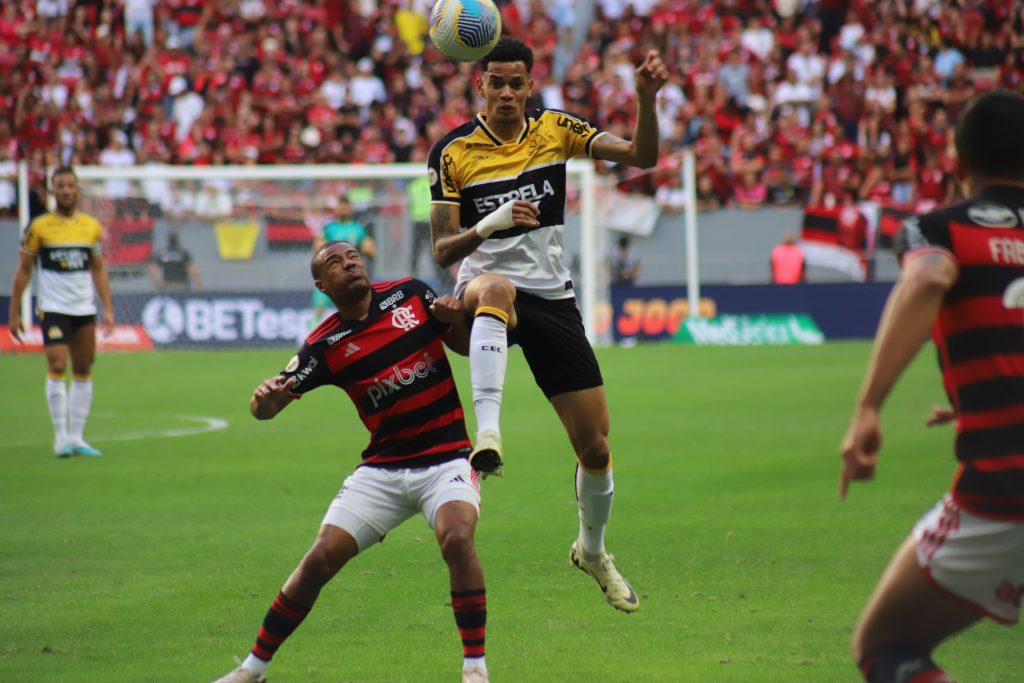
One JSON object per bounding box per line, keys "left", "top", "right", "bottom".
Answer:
{"left": 672, "top": 314, "right": 825, "bottom": 346}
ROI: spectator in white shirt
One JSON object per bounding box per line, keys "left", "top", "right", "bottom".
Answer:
{"left": 320, "top": 65, "right": 348, "bottom": 110}
{"left": 136, "top": 148, "right": 173, "bottom": 216}
{"left": 656, "top": 75, "right": 685, "bottom": 140}
{"left": 864, "top": 71, "right": 897, "bottom": 115}
{"left": 718, "top": 49, "right": 751, "bottom": 105}
{"left": 123, "top": 0, "right": 157, "bottom": 48}
{"left": 194, "top": 183, "right": 234, "bottom": 221}
{"left": 98, "top": 129, "right": 136, "bottom": 201}
{"left": 534, "top": 74, "right": 563, "bottom": 111}
{"left": 740, "top": 15, "right": 774, "bottom": 63}
{"left": 170, "top": 76, "right": 204, "bottom": 143}
{"left": 348, "top": 58, "right": 386, "bottom": 118}
{"left": 36, "top": 0, "right": 70, "bottom": 23}
{"left": 0, "top": 148, "right": 15, "bottom": 215}
{"left": 838, "top": 9, "right": 865, "bottom": 53}
{"left": 786, "top": 40, "right": 826, "bottom": 96}
{"left": 771, "top": 69, "right": 815, "bottom": 127}
{"left": 655, "top": 173, "right": 687, "bottom": 216}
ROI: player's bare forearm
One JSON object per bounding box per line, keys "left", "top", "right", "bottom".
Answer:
{"left": 591, "top": 102, "right": 659, "bottom": 169}
{"left": 431, "top": 203, "right": 481, "bottom": 268}
{"left": 855, "top": 252, "right": 957, "bottom": 411}
{"left": 91, "top": 258, "right": 115, "bottom": 327}
{"left": 9, "top": 253, "right": 34, "bottom": 337}
{"left": 10, "top": 252, "right": 33, "bottom": 302}
{"left": 629, "top": 98, "right": 660, "bottom": 168}
{"left": 250, "top": 376, "right": 297, "bottom": 420}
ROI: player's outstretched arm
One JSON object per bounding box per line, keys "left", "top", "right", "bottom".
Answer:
{"left": 591, "top": 51, "right": 669, "bottom": 169}
{"left": 431, "top": 294, "right": 470, "bottom": 356}
{"left": 250, "top": 375, "right": 298, "bottom": 420}
{"left": 838, "top": 250, "right": 957, "bottom": 499}
{"left": 430, "top": 200, "right": 539, "bottom": 268}
{"left": 8, "top": 250, "right": 35, "bottom": 342}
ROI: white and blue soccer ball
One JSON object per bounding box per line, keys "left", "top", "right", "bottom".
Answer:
{"left": 428, "top": 0, "right": 502, "bottom": 63}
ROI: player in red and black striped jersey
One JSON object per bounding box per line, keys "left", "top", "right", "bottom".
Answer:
{"left": 840, "top": 91, "right": 1024, "bottom": 683}
{"left": 289, "top": 274, "right": 470, "bottom": 469}
{"left": 213, "top": 242, "right": 492, "bottom": 683}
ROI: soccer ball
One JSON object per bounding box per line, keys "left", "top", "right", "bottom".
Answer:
{"left": 429, "top": 0, "right": 502, "bottom": 63}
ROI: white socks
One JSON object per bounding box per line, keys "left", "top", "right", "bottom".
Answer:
{"left": 576, "top": 465, "right": 615, "bottom": 556}
{"left": 68, "top": 379, "right": 93, "bottom": 445}
{"left": 242, "top": 653, "right": 269, "bottom": 675}
{"left": 465, "top": 657, "right": 488, "bottom": 673}
{"left": 469, "top": 312, "right": 508, "bottom": 435}
{"left": 46, "top": 377, "right": 68, "bottom": 446}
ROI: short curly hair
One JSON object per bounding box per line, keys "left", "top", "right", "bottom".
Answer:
{"left": 478, "top": 37, "right": 534, "bottom": 73}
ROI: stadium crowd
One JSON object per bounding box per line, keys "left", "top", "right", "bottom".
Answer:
{"left": 2, "top": 0, "right": 1024, "bottom": 218}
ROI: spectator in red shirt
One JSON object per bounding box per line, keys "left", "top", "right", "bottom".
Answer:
{"left": 858, "top": 158, "right": 893, "bottom": 203}
{"left": 915, "top": 152, "right": 952, "bottom": 207}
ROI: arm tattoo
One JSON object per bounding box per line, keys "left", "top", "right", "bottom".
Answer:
{"left": 431, "top": 204, "right": 454, "bottom": 242}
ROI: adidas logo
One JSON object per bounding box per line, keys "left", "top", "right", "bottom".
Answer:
{"left": 450, "top": 475, "right": 466, "bottom": 484}
{"left": 344, "top": 342, "right": 360, "bottom": 357}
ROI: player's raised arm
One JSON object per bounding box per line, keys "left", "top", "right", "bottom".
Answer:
{"left": 250, "top": 375, "right": 298, "bottom": 420}
{"left": 590, "top": 51, "right": 669, "bottom": 169}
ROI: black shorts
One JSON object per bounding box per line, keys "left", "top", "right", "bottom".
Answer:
{"left": 508, "top": 291, "right": 603, "bottom": 399}
{"left": 39, "top": 311, "right": 96, "bottom": 347}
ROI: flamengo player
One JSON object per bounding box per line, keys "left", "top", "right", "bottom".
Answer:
{"left": 840, "top": 91, "right": 1024, "bottom": 683}
{"left": 213, "top": 241, "right": 492, "bottom": 683}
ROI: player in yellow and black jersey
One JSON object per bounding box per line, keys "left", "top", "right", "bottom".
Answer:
{"left": 427, "top": 37, "right": 669, "bottom": 614}
{"left": 9, "top": 166, "right": 114, "bottom": 458}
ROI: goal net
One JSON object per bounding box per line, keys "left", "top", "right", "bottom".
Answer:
{"left": 32, "top": 162, "right": 610, "bottom": 350}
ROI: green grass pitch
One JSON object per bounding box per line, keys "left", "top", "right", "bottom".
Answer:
{"left": 0, "top": 343, "right": 1018, "bottom": 682}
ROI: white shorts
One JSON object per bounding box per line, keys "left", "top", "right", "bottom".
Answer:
{"left": 322, "top": 459, "right": 481, "bottom": 553}
{"left": 913, "top": 495, "right": 1024, "bottom": 624}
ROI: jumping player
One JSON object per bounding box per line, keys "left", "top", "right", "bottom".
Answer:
{"left": 840, "top": 90, "right": 1024, "bottom": 682}
{"left": 427, "top": 36, "right": 669, "bottom": 613}
{"left": 213, "top": 241, "right": 491, "bottom": 683}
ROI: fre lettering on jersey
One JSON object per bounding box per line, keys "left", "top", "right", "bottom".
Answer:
{"left": 988, "top": 237, "right": 1024, "bottom": 265}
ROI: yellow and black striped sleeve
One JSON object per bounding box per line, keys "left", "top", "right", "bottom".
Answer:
{"left": 428, "top": 122, "right": 477, "bottom": 206}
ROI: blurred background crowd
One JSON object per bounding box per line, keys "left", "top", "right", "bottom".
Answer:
{"left": 2, "top": 0, "right": 1024, "bottom": 219}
